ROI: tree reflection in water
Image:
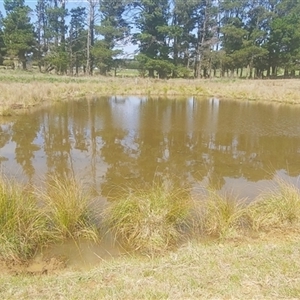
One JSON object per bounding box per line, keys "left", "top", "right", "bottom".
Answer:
{"left": 0, "top": 97, "right": 300, "bottom": 200}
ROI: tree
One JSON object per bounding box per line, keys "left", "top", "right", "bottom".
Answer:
{"left": 93, "top": 0, "right": 129, "bottom": 75}
{"left": 35, "top": 0, "right": 48, "bottom": 71}
{"left": 43, "top": 0, "right": 69, "bottom": 73}
{"left": 267, "top": 0, "right": 300, "bottom": 77}
{"left": 193, "top": 0, "right": 218, "bottom": 78}
{"left": 133, "top": 0, "right": 172, "bottom": 78}
{"left": 69, "top": 7, "right": 87, "bottom": 75}
{"left": 86, "top": 0, "right": 98, "bottom": 75}
{"left": 0, "top": 12, "right": 5, "bottom": 65}
{"left": 2, "top": 0, "right": 36, "bottom": 69}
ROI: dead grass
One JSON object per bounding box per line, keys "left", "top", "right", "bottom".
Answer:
{"left": 1, "top": 71, "right": 300, "bottom": 115}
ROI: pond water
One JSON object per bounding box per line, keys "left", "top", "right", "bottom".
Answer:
{"left": 1, "top": 96, "right": 300, "bottom": 200}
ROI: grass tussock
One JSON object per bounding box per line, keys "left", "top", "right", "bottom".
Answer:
{"left": 194, "top": 190, "right": 248, "bottom": 238}
{"left": 103, "top": 185, "right": 192, "bottom": 254}
{"left": 1, "top": 171, "right": 300, "bottom": 263}
{"left": 0, "top": 178, "right": 51, "bottom": 262}
{"left": 39, "top": 175, "right": 99, "bottom": 242}
{"left": 248, "top": 180, "right": 300, "bottom": 231}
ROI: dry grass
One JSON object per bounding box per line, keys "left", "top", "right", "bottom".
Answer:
{"left": 193, "top": 190, "right": 248, "bottom": 238}
{"left": 248, "top": 180, "right": 300, "bottom": 231}
{"left": 1, "top": 232, "right": 300, "bottom": 299}
{"left": 1, "top": 70, "right": 300, "bottom": 115}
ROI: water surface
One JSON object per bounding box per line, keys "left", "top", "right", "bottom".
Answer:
{"left": 1, "top": 96, "right": 300, "bottom": 200}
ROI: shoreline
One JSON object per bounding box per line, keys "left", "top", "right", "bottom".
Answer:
{"left": 1, "top": 72, "right": 300, "bottom": 116}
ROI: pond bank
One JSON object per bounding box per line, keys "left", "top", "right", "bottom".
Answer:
{"left": 1, "top": 231, "right": 300, "bottom": 299}
{"left": 1, "top": 71, "right": 300, "bottom": 115}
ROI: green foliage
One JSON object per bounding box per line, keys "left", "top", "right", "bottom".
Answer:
{"left": 136, "top": 53, "right": 175, "bottom": 78}
{"left": 44, "top": 46, "right": 68, "bottom": 74}
{"left": 2, "top": 0, "right": 35, "bottom": 69}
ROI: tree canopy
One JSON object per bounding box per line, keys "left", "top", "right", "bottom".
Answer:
{"left": 0, "top": 0, "right": 300, "bottom": 77}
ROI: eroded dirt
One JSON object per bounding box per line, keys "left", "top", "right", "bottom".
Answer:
{"left": 0, "top": 256, "right": 66, "bottom": 276}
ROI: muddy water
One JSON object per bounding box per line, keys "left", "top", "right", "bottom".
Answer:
{"left": 1, "top": 96, "right": 300, "bottom": 200}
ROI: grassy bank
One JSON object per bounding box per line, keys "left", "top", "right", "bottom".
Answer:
{"left": 1, "top": 176, "right": 300, "bottom": 260}
{"left": 1, "top": 177, "right": 300, "bottom": 297}
{"left": 1, "top": 233, "right": 300, "bottom": 299}
{"left": 1, "top": 70, "right": 300, "bottom": 115}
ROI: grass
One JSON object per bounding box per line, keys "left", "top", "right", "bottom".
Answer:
{"left": 0, "top": 178, "right": 51, "bottom": 262}
{"left": 38, "top": 175, "right": 99, "bottom": 242}
{"left": 1, "top": 177, "right": 300, "bottom": 297}
{"left": 1, "top": 174, "right": 300, "bottom": 263}
{"left": 103, "top": 185, "right": 191, "bottom": 254}
{"left": 194, "top": 190, "right": 248, "bottom": 238}
{"left": 2, "top": 69, "right": 300, "bottom": 115}
{"left": 248, "top": 179, "right": 300, "bottom": 231}
{"left": 0, "top": 175, "right": 100, "bottom": 262}
{"left": 1, "top": 233, "right": 300, "bottom": 299}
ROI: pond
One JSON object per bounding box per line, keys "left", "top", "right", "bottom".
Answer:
{"left": 1, "top": 96, "right": 300, "bottom": 200}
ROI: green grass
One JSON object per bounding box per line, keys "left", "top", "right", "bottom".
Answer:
{"left": 0, "top": 178, "right": 51, "bottom": 262}
{"left": 103, "top": 185, "right": 192, "bottom": 254}
{"left": 39, "top": 175, "right": 99, "bottom": 242}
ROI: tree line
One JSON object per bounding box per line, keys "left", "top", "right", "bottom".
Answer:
{"left": 0, "top": 0, "right": 300, "bottom": 78}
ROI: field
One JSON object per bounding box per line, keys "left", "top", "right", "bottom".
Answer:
{"left": 1, "top": 70, "right": 300, "bottom": 298}
{"left": 0, "top": 176, "right": 300, "bottom": 298}
{"left": 1, "top": 69, "right": 300, "bottom": 116}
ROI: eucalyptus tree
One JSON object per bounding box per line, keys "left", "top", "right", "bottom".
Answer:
{"left": 69, "top": 7, "right": 87, "bottom": 75}
{"left": 86, "top": 0, "right": 98, "bottom": 74}
{"left": 2, "top": 0, "right": 35, "bottom": 69}
{"left": 169, "top": 0, "right": 196, "bottom": 77}
{"left": 193, "top": 0, "right": 218, "bottom": 78}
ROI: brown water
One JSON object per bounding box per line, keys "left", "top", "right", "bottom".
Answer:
{"left": 1, "top": 96, "right": 300, "bottom": 200}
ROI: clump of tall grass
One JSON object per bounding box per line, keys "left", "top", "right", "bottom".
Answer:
{"left": 0, "top": 178, "right": 51, "bottom": 261}
{"left": 248, "top": 180, "right": 300, "bottom": 231}
{"left": 39, "top": 175, "right": 99, "bottom": 242}
{"left": 103, "top": 185, "right": 192, "bottom": 254}
{"left": 193, "top": 190, "right": 248, "bottom": 238}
